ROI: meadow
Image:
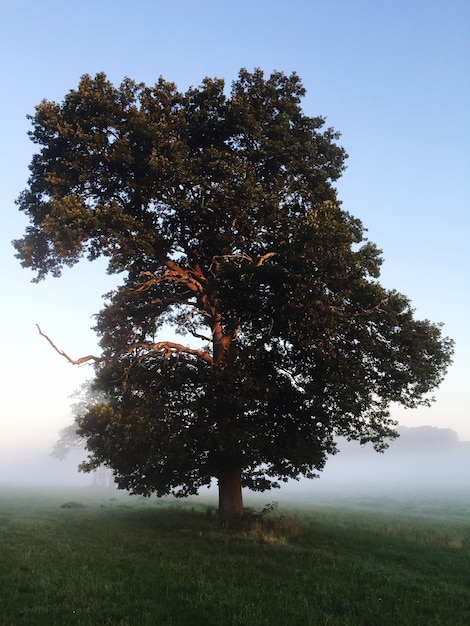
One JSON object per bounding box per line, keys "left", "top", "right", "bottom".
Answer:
{"left": 0, "top": 486, "right": 469, "bottom": 625}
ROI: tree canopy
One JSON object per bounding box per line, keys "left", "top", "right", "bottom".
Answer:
{"left": 14, "top": 68, "right": 454, "bottom": 521}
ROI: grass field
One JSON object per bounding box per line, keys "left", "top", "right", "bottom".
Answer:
{"left": 0, "top": 486, "right": 469, "bottom": 625}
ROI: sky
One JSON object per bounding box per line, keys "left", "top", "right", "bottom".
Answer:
{"left": 1, "top": 0, "right": 469, "bottom": 465}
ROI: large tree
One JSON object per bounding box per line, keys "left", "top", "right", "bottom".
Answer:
{"left": 14, "top": 69, "right": 453, "bottom": 522}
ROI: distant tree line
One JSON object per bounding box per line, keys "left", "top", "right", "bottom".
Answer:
{"left": 395, "top": 425, "right": 460, "bottom": 447}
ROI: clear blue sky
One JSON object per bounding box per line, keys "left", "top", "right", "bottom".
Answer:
{"left": 1, "top": 0, "right": 469, "bottom": 463}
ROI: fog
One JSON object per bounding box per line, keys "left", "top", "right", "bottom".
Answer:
{"left": 0, "top": 448, "right": 99, "bottom": 489}
{"left": 0, "top": 426, "right": 468, "bottom": 505}
{"left": 282, "top": 435, "right": 470, "bottom": 502}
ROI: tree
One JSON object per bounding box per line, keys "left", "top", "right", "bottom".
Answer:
{"left": 50, "top": 380, "right": 106, "bottom": 461}
{"left": 395, "top": 425, "right": 460, "bottom": 448}
{"left": 51, "top": 381, "right": 114, "bottom": 488}
{"left": 14, "top": 69, "right": 454, "bottom": 522}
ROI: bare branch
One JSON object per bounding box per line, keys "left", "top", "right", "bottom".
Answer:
{"left": 35, "top": 324, "right": 103, "bottom": 365}
{"left": 188, "top": 329, "right": 212, "bottom": 342}
{"left": 361, "top": 297, "right": 389, "bottom": 316}
{"left": 35, "top": 324, "right": 213, "bottom": 368}
{"left": 163, "top": 260, "right": 205, "bottom": 294}
{"left": 209, "top": 252, "right": 252, "bottom": 273}
{"left": 209, "top": 251, "right": 276, "bottom": 274}
{"left": 128, "top": 341, "right": 213, "bottom": 366}
{"left": 257, "top": 252, "right": 276, "bottom": 266}
{"left": 134, "top": 262, "right": 206, "bottom": 299}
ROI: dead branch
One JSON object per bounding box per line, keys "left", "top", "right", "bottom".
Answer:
{"left": 35, "top": 324, "right": 103, "bottom": 366}
{"left": 35, "top": 324, "right": 214, "bottom": 368}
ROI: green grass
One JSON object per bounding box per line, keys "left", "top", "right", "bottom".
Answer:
{"left": 0, "top": 487, "right": 469, "bottom": 625}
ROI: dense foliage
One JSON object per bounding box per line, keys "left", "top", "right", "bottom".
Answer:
{"left": 14, "top": 69, "right": 454, "bottom": 517}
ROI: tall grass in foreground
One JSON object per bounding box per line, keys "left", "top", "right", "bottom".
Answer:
{"left": 0, "top": 488, "right": 469, "bottom": 625}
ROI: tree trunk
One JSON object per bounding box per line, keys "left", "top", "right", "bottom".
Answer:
{"left": 218, "top": 467, "right": 243, "bottom": 525}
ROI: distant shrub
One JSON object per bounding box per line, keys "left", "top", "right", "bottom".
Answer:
{"left": 60, "top": 501, "right": 85, "bottom": 509}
